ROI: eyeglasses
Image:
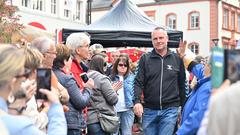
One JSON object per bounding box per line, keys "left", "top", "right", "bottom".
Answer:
{"left": 15, "top": 68, "right": 32, "bottom": 79}
{"left": 8, "top": 106, "right": 27, "bottom": 114}
{"left": 118, "top": 64, "right": 127, "bottom": 67}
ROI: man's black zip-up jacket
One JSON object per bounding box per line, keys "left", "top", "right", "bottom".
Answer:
{"left": 134, "top": 49, "right": 186, "bottom": 109}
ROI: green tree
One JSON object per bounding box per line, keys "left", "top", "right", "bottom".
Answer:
{"left": 0, "top": 0, "right": 23, "bottom": 43}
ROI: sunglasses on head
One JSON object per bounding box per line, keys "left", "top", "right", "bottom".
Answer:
{"left": 118, "top": 63, "right": 127, "bottom": 67}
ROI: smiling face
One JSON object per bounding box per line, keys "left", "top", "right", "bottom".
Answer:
{"left": 151, "top": 29, "right": 168, "bottom": 54}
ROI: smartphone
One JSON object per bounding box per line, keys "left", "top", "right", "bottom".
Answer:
{"left": 224, "top": 49, "right": 240, "bottom": 83}
{"left": 80, "top": 73, "right": 89, "bottom": 83}
{"left": 36, "top": 68, "right": 51, "bottom": 100}
{"left": 211, "top": 47, "right": 225, "bottom": 88}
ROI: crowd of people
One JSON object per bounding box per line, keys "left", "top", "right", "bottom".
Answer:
{"left": 0, "top": 27, "right": 239, "bottom": 135}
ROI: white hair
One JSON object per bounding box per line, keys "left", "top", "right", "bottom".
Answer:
{"left": 31, "top": 37, "right": 54, "bottom": 54}
{"left": 66, "top": 32, "right": 90, "bottom": 55}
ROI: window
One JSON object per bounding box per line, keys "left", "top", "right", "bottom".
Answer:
{"left": 231, "top": 12, "right": 235, "bottom": 30}
{"left": 238, "top": 15, "right": 240, "bottom": 32}
{"left": 51, "top": 0, "right": 56, "bottom": 14}
{"left": 223, "top": 9, "right": 229, "bottom": 29}
{"left": 64, "top": 9, "right": 70, "bottom": 18}
{"left": 188, "top": 42, "right": 199, "bottom": 55}
{"left": 22, "top": 0, "right": 29, "bottom": 7}
{"left": 32, "top": 0, "right": 44, "bottom": 11}
{"left": 166, "top": 14, "right": 176, "bottom": 29}
{"left": 76, "top": 1, "right": 81, "bottom": 20}
{"left": 189, "top": 12, "right": 200, "bottom": 29}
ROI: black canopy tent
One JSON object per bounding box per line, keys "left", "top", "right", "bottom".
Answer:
{"left": 62, "top": 0, "right": 183, "bottom": 48}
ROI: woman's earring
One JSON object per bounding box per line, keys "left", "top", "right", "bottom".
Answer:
{"left": 7, "top": 93, "right": 15, "bottom": 104}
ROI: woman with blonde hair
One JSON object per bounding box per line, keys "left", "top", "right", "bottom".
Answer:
{"left": 20, "top": 46, "right": 49, "bottom": 132}
{"left": 0, "top": 44, "right": 67, "bottom": 135}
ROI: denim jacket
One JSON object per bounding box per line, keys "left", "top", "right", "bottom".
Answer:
{"left": 112, "top": 73, "right": 135, "bottom": 108}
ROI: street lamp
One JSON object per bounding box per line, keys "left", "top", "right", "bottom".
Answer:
{"left": 212, "top": 38, "right": 219, "bottom": 47}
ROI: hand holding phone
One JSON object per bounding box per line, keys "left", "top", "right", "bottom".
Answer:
{"left": 80, "top": 73, "right": 89, "bottom": 83}
{"left": 80, "top": 73, "right": 94, "bottom": 89}
{"left": 36, "top": 68, "right": 51, "bottom": 100}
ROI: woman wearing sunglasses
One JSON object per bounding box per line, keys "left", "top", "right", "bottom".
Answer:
{"left": 110, "top": 54, "right": 135, "bottom": 135}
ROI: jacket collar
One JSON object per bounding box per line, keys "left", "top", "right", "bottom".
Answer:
{"left": 195, "top": 77, "right": 211, "bottom": 90}
{"left": 150, "top": 48, "right": 172, "bottom": 58}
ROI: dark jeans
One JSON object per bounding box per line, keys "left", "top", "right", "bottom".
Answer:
{"left": 67, "top": 129, "right": 81, "bottom": 135}
{"left": 87, "top": 122, "right": 110, "bottom": 135}
{"left": 142, "top": 107, "right": 178, "bottom": 135}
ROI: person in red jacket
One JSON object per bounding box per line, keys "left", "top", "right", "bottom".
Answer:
{"left": 66, "top": 32, "right": 92, "bottom": 134}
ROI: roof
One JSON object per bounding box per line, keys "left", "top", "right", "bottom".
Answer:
{"left": 62, "top": 0, "right": 182, "bottom": 48}
{"left": 92, "top": 0, "right": 196, "bottom": 9}
{"left": 92, "top": 0, "right": 155, "bottom": 9}
{"left": 92, "top": 0, "right": 112, "bottom": 9}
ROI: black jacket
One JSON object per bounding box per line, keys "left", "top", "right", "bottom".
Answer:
{"left": 134, "top": 49, "right": 186, "bottom": 109}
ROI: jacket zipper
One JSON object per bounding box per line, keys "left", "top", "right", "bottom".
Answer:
{"left": 160, "top": 58, "right": 164, "bottom": 110}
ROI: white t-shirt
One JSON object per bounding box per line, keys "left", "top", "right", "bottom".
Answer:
{"left": 115, "top": 75, "right": 128, "bottom": 112}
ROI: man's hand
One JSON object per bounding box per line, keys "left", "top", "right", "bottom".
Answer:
{"left": 176, "top": 40, "right": 187, "bottom": 58}
{"left": 134, "top": 103, "right": 143, "bottom": 117}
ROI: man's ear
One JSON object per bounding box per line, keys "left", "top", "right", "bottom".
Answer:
{"left": 75, "top": 48, "right": 81, "bottom": 55}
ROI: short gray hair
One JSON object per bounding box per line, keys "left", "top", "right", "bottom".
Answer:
{"left": 66, "top": 32, "right": 90, "bottom": 54}
{"left": 31, "top": 37, "right": 54, "bottom": 54}
{"left": 152, "top": 27, "right": 168, "bottom": 37}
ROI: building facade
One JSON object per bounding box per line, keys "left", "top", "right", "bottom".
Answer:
{"left": 91, "top": 0, "right": 240, "bottom": 56}
{"left": 11, "top": 0, "right": 88, "bottom": 37}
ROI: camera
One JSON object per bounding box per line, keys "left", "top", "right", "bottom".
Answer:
{"left": 36, "top": 68, "right": 51, "bottom": 100}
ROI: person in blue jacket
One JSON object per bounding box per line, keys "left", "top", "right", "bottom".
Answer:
{"left": 176, "top": 41, "right": 212, "bottom": 135}
{"left": 110, "top": 54, "right": 135, "bottom": 135}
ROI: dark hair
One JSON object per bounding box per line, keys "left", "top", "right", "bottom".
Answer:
{"left": 111, "top": 54, "right": 130, "bottom": 79}
{"left": 53, "top": 44, "right": 71, "bottom": 69}
{"left": 89, "top": 54, "right": 105, "bottom": 74}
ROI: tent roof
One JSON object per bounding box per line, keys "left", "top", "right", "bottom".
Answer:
{"left": 62, "top": 0, "right": 182, "bottom": 48}
{"left": 85, "top": 0, "right": 161, "bottom": 32}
